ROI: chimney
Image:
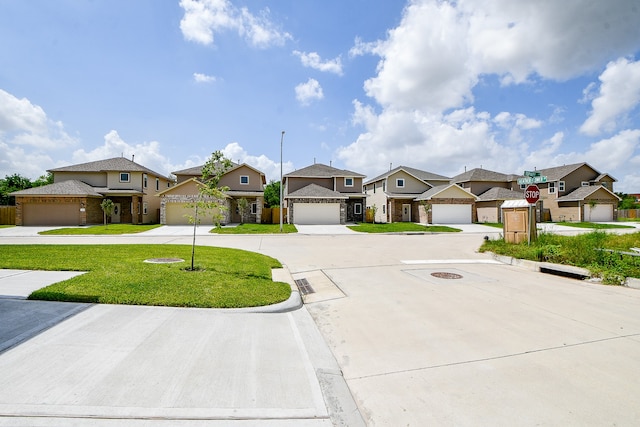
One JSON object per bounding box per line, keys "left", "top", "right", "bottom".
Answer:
{"left": 132, "top": 154, "right": 135, "bottom": 162}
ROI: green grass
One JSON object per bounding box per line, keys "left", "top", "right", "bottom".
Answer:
{"left": 0, "top": 225, "right": 14, "bottom": 229}
{"left": 211, "top": 223, "right": 298, "bottom": 234}
{"left": 556, "top": 222, "right": 636, "bottom": 229}
{"left": 348, "top": 222, "right": 461, "bottom": 233}
{"left": 39, "top": 224, "right": 163, "bottom": 235}
{"left": 0, "top": 245, "right": 291, "bottom": 308}
{"left": 480, "top": 231, "right": 640, "bottom": 285}
{"left": 476, "top": 222, "right": 503, "bottom": 228}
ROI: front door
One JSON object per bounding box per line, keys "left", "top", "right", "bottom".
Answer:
{"left": 402, "top": 204, "right": 411, "bottom": 222}
{"left": 112, "top": 203, "right": 121, "bottom": 223}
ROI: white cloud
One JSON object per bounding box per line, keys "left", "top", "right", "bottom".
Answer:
{"left": 71, "top": 130, "right": 176, "bottom": 177}
{"left": 339, "top": 0, "right": 640, "bottom": 191}
{"left": 580, "top": 57, "right": 640, "bottom": 136}
{"left": 193, "top": 72, "right": 217, "bottom": 83}
{"left": 295, "top": 78, "right": 324, "bottom": 106}
{"left": 293, "top": 51, "right": 343, "bottom": 75}
{"left": 179, "top": 0, "right": 291, "bottom": 48}
{"left": 0, "top": 89, "right": 77, "bottom": 150}
{"left": 221, "top": 141, "right": 294, "bottom": 182}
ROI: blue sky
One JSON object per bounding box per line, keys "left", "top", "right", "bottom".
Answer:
{"left": 1, "top": 0, "right": 640, "bottom": 192}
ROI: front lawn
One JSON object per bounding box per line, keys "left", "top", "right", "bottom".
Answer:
{"left": 480, "top": 231, "right": 640, "bottom": 285}
{"left": 211, "top": 223, "right": 298, "bottom": 234}
{"left": 0, "top": 225, "right": 14, "bottom": 229}
{"left": 348, "top": 223, "right": 461, "bottom": 233}
{"left": 476, "top": 222, "right": 503, "bottom": 228}
{"left": 556, "top": 222, "right": 636, "bottom": 230}
{"left": 39, "top": 224, "right": 162, "bottom": 235}
{"left": 0, "top": 245, "right": 291, "bottom": 308}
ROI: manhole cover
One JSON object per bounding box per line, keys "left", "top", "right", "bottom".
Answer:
{"left": 431, "top": 272, "right": 463, "bottom": 279}
{"left": 144, "top": 258, "right": 185, "bottom": 264}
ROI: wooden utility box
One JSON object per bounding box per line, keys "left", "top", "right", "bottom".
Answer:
{"left": 502, "top": 200, "right": 536, "bottom": 244}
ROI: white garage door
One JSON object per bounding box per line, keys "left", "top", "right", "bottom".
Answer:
{"left": 294, "top": 203, "right": 340, "bottom": 225}
{"left": 584, "top": 204, "right": 613, "bottom": 222}
{"left": 432, "top": 204, "right": 472, "bottom": 224}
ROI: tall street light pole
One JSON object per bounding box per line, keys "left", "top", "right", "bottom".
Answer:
{"left": 280, "top": 131, "right": 285, "bottom": 233}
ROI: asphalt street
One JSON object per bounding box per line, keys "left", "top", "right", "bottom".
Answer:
{"left": 1, "top": 224, "right": 639, "bottom": 426}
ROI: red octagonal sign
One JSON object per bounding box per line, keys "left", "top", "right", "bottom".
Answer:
{"left": 524, "top": 184, "right": 540, "bottom": 204}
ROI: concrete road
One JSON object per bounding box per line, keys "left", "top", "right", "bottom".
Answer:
{"left": 1, "top": 228, "right": 640, "bottom": 425}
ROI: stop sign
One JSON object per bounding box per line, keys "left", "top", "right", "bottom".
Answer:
{"left": 524, "top": 184, "right": 540, "bottom": 204}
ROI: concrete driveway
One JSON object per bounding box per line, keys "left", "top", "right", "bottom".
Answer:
{"left": 1, "top": 231, "right": 639, "bottom": 425}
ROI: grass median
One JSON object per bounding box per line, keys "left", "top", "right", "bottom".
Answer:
{"left": 39, "top": 224, "right": 162, "bottom": 235}
{"left": 0, "top": 245, "right": 291, "bottom": 308}
{"left": 211, "top": 223, "right": 298, "bottom": 234}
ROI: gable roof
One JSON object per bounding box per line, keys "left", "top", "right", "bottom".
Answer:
{"left": 365, "top": 165, "right": 449, "bottom": 185}
{"left": 477, "top": 187, "right": 524, "bottom": 201}
{"left": 172, "top": 161, "right": 246, "bottom": 177}
{"left": 527, "top": 162, "right": 597, "bottom": 182}
{"left": 11, "top": 180, "right": 104, "bottom": 197}
{"left": 450, "top": 168, "right": 510, "bottom": 183}
{"left": 415, "top": 184, "right": 478, "bottom": 201}
{"left": 285, "top": 183, "right": 348, "bottom": 199}
{"left": 557, "top": 185, "right": 621, "bottom": 202}
{"left": 285, "top": 163, "right": 365, "bottom": 178}
{"left": 49, "top": 157, "right": 172, "bottom": 180}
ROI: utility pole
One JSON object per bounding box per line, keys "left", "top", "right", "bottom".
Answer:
{"left": 280, "top": 131, "right": 285, "bottom": 233}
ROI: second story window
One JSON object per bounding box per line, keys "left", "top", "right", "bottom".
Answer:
{"left": 240, "top": 175, "right": 249, "bottom": 185}
{"left": 548, "top": 182, "right": 556, "bottom": 194}
{"left": 558, "top": 181, "right": 565, "bottom": 192}
{"left": 396, "top": 178, "right": 405, "bottom": 188}
{"left": 143, "top": 174, "right": 148, "bottom": 188}
{"left": 345, "top": 177, "right": 354, "bottom": 187}
{"left": 120, "top": 172, "right": 130, "bottom": 183}
{"left": 156, "top": 178, "right": 159, "bottom": 191}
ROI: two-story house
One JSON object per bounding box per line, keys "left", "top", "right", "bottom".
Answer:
{"left": 283, "top": 163, "right": 366, "bottom": 224}
{"left": 363, "top": 166, "right": 454, "bottom": 223}
{"left": 519, "top": 163, "right": 620, "bottom": 222}
{"left": 157, "top": 162, "right": 267, "bottom": 225}
{"left": 11, "top": 157, "right": 173, "bottom": 226}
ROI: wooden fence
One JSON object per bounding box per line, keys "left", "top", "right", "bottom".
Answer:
{"left": 0, "top": 206, "right": 16, "bottom": 225}
{"left": 261, "top": 207, "right": 288, "bottom": 224}
{"left": 618, "top": 209, "right": 640, "bottom": 219}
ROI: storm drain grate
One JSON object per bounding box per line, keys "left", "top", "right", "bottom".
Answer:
{"left": 294, "top": 278, "right": 315, "bottom": 295}
{"left": 431, "top": 272, "right": 463, "bottom": 280}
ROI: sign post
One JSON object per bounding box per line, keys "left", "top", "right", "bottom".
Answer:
{"left": 524, "top": 184, "right": 540, "bottom": 245}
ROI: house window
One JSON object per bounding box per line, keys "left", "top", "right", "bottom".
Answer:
{"left": 520, "top": 183, "right": 527, "bottom": 190}
{"left": 143, "top": 203, "right": 148, "bottom": 215}
{"left": 251, "top": 202, "right": 257, "bottom": 214}
{"left": 143, "top": 174, "right": 148, "bottom": 188}
{"left": 396, "top": 178, "right": 405, "bottom": 188}
{"left": 345, "top": 177, "right": 354, "bottom": 187}
{"left": 354, "top": 203, "right": 362, "bottom": 215}
{"left": 383, "top": 182, "right": 386, "bottom": 191}
{"left": 382, "top": 205, "right": 386, "bottom": 214}
{"left": 548, "top": 182, "right": 556, "bottom": 194}
{"left": 373, "top": 183, "right": 376, "bottom": 193}
{"left": 120, "top": 172, "right": 130, "bottom": 183}
{"left": 138, "top": 202, "right": 141, "bottom": 214}
{"left": 582, "top": 181, "right": 590, "bottom": 187}
{"left": 558, "top": 181, "right": 565, "bottom": 192}
{"left": 156, "top": 178, "right": 159, "bottom": 191}
{"left": 240, "top": 175, "right": 249, "bottom": 185}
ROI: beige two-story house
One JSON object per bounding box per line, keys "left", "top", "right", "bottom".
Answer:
{"left": 283, "top": 163, "right": 366, "bottom": 224}
{"left": 158, "top": 162, "right": 266, "bottom": 225}
{"left": 11, "top": 157, "right": 173, "bottom": 226}
{"left": 364, "top": 166, "right": 451, "bottom": 223}
{"left": 518, "top": 163, "right": 620, "bottom": 222}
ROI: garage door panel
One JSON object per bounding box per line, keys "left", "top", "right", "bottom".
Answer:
{"left": 294, "top": 203, "right": 340, "bottom": 225}
{"left": 584, "top": 204, "right": 613, "bottom": 222}
{"left": 432, "top": 204, "right": 472, "bottom": 224}
{"left": 23, "top": 203, "right": 80, "bottom": 226}
{"left": 166, "top": 203, "right": 218, "bottom": 225}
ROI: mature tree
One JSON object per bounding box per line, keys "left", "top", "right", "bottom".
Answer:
{"left": 0, "top": 174, "right": 33, "bottom": 205}
{"left": 617, "top": 193, "right": 640, "bottom": 209}
{"left": 32, "top": 172, "right": 54, "bottom": 187}
{"left": 185, "top": 151, "right": 233, "bottom": 270}
{"left": 100, "top": 199, "right": 115, "bottom": 227}
{"left": 263, "top": 180, "right": 281, "bottom": 208}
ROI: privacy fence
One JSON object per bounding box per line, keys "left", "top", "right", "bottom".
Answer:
{"left": 0, "top": 206, "right": 16, "bottom": 225}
